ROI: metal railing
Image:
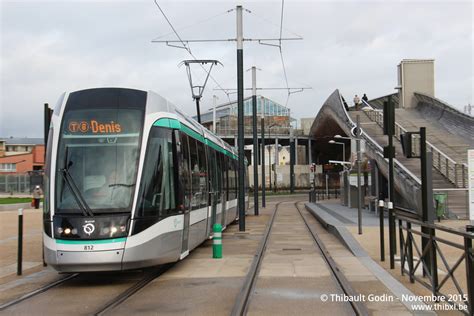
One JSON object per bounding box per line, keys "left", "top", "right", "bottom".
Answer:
{"left": 215, "top": 126, "right": 305, "bottom": 137}
{"left": 339, "top": 96, "right": 422, "bottom": 186}
{"left": 395, "top": 208, "right": 474, "bottom": 314}
{"left": 308, "top": 188, "right": 340, "bottom": 202}
{"left": 362, "top": 106, "right": 468, "bottom": 188}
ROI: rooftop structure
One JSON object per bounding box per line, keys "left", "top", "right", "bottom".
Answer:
{"left": 0, "top": 137, "right": 45, "bottom": 173}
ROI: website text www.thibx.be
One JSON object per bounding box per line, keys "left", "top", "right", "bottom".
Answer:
{"left": 319, "top": 293, "right": 468, "bottom": 312}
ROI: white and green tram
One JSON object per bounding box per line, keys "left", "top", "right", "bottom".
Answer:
{"left": 43, "top": 87, "right": 248, "bottom": 272}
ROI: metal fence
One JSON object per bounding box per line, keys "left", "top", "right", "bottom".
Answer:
{"left": 0, "top": 174, "right": 31, "bottom": 194}
{"left": 396, "top": 208, "right": 474, "bottom": 315}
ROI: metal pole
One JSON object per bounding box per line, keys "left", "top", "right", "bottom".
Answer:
{"left": 308, "top": 138, "right": 312, "bottom": 164}
{"left": 195, "top": 97, "right": 201, "bottom": 124}
{"left": 342, "top": 142, "right": 345, "bottom": 162}
{"left": 356, "top": 115, "right": 362, "bottom": 234}
{"left": 325, "top": 173, "right": 329, "bottom": 198}
{"left": 420, "top": 127, "right": 436, "bottom": 279}
{"left": 387, "top": 97, "right": 396, "bottom": 269}
{"left": 465, "top": 225, "right": 474, "bottom": 316}
{"left": 379, "top": 200, "right": 385, "bottom": 261}
{"left": 236, "top": 5, "right": 245, "bottom": 231}
{"left": 43, "top": 103, "right": 51, "bottom": 268}
{"left": 261, "top": 115, "right": 266, "bottom": 208}
{"left": 290, "top": 128, "right": 295, "bottom": 194}
{"left": 251, "top": 66, "right": 259, "bottom": 215}
{"left": 268, "top": 146, "right": 272, "bottom": 191}
{"left": 17, "top": 208, "right": 23, "bottom": 275}
{"left": 212, "top": 95, "right": 217, "bottom": 133}
{"left": 274, "top": 138, "right": 278, "bottom": 192}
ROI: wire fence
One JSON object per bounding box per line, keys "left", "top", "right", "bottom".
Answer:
{"left": 0, "top": 174, "right": 32, "bottom": 194}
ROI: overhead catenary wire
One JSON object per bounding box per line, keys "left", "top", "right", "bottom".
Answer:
{"left": 152, "top": 0, "right": 232, "bottom": 102}
{"left": 151, "top": 9, "right": 233, "bottom": 41}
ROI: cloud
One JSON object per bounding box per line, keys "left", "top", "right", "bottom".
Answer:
{"left": 0, "top": 0, "right": 472, "bottom": 137}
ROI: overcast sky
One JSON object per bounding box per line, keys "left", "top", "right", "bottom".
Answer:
{"left": 0, "top": 0, "right": 472, "bottom": 137}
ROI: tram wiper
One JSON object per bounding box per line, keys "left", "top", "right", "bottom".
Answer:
{"left": 60, "top": 152, "right": 94, "bottom": 217}
{"left": 109, "top": 183, "right": 135, "bottom": 188}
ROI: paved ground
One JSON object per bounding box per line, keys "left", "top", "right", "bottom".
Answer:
{"left": 0, "top": 195, "right": 446, "bottom": 315}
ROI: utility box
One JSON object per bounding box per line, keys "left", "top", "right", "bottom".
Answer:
{"left": 434, "top": 192, "right": 447, "bottom": 220}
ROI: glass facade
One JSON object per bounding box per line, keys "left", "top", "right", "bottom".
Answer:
{"left": 228, "top": 97, "right": 290, "bottom": 117}
{"left": 199, "top": 96, "right": 291, "bottom": 123}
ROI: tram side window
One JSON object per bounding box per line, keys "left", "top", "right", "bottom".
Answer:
{"left": 233, "top": 159, "right": 238, "bottom": 199}
{"left": 196, "top": 140, "right": 208, "bottom": 208}
{"left": 227, "top": 158, "right": 232, "bottom": 200}
{"left": 230, "top": 159, "right": 237, "bottom": 200}
{"left": 223, "top": 155, "right": 228, "bottom": 202}
{"left": 189, "top": 137, "right": 201, "bottom": 210}
{"left": 216, "top": 152, "right": 222, "bottom": 203}
{"left": 136, "top": 127, "right": 176, "bottom": 218}
{"left": 208, "top": 148, "right": 217, "bottom": 202}
{"left": 180, "top": 132, "right": 192, "bottom": 210}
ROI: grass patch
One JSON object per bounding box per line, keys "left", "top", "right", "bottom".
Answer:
{"left": 0, "top": 197, "right": 41, "bottom": 205}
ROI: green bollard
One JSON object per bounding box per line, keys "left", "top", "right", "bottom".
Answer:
{"left": 213, "top": 223, "right": 222, "bottom": 259}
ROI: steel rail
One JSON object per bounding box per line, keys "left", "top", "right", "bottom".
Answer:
{"left": 231, "top": 202, "right": 282, "bottom": 316}
{"left": 0, "top": 273, "right": 79, "bottom": 311}
{"left": 294, "top": 202, "right": 369, "bottom": 316}
{"left": 94, "top": 264, "right": 172, "bottom": 316}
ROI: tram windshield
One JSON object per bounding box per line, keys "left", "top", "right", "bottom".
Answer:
{"left": 56, "top": 108, "right": 143, "bottom": 214}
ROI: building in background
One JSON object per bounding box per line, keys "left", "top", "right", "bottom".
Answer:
{"left": 0, "top": 137, "right": 44, "bottom": 174}
{"left": 198, "top": 95, "right": 294, "bottom": 136}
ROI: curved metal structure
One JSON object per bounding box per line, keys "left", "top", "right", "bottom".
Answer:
{"left": 310, "top": 89, "right": 421, "bottom": 211}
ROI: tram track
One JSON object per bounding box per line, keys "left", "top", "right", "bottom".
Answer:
{"left": 294, "top": 201, "right": 369, "bottom": 316}
{"left": 0, "top": 264, "right": 172, "bottom": 315}
{"left": 232, "top": 201, "right": 369, "bottom": 316}
{"left": 231, "top": 201, "right": 281, "bottom": 316}
{"left": 94, "top": 264, "right": 172, "bottom": 316}
{"left": 0, "top": 273, "right": 79, "bottom": 311}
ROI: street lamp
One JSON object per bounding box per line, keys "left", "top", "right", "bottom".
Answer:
{"left": 334, "top": 134, "right": 351, "bottom": 140}
{"left": 328, "top": 140, "right": 346, "bottom": 162}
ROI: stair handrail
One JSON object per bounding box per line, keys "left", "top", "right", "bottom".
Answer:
{"left": 361, "top": 100, "right": 467, "bottom": 188}
{"left": 340, "top": 95, "right": 422, "bottom": 186}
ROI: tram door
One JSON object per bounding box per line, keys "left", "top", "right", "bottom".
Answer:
{"left": 208, "top": 149, "right": 218, "bottom": 235}
{"left": 178, "top": 131, "right": 191, "bottom": 258}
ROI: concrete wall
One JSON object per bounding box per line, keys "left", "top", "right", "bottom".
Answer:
{"left": 397, "top": 59, "right": 434, "bottom": 109}
{"left": 300, "top": 118, "right": 314, "bottom": 135}
{"left": 248, "top": 165, "right": 313, "bottom": 189}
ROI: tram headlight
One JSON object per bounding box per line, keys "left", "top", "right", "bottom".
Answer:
{"left": 111, "top": 226, "right": 118, "bottom": 234}
{"left": 64, "top": 228, "right": 71, "bottom": 235}
{"left": 57, "top": 227, "right": 63, "bottom": 234}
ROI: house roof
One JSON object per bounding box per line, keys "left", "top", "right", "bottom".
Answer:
{"left": 1, "top": 137, "right": 44, "bottom": 145}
